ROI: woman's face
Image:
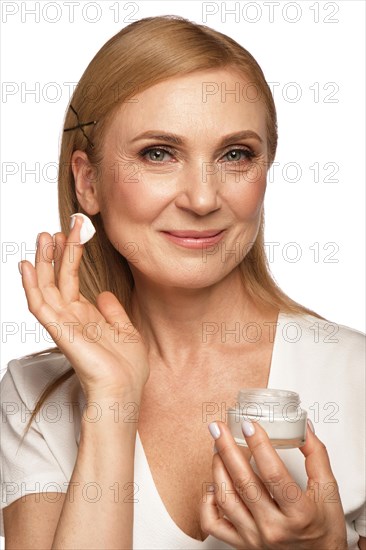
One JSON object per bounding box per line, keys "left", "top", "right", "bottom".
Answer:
{"left": 93, "top": 68, "right": 268, "bottom": 289}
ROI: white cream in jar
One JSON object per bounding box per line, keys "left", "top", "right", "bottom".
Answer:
{"left": 227, "top": 388, "right": 307, "bottom": 449}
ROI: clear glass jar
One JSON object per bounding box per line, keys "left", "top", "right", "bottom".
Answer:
{"left": 227, "top": 388, "right": 307, "bottom": 449}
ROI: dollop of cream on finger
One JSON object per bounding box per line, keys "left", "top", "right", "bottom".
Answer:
{"left": 70, "top": 213, "right": 96, "bottom": 244}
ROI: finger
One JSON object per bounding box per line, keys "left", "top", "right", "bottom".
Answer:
{"left": 19, "top": 260, "right": 62, "bottom": 341}
{"left": 35, "top": 232, "right": 57, "bottom": 291}
{"left": 53, "top": 232, "right": 67, "bottom": 286}
{"left": 300, "top": 422, "right": 336, "bottom": 481}
{"left": 53, "top": 233, "right": 89, "bottom": 303}
{"left": 299, "top": 423, "right": 341, "bottom": 505}
{"left": 53, "top": 233, "right": 87, "bottom": 305}
{"left": 58, "top": 215, "right": 84, "bottom": 303}
{"left": 200, "top": 486, "right": 244, "bottom": 548}
{"left": 209, "top": 421, "right": 276, "bottom": 519}
{"left": 236, "top": 419, "right": 307, "bottom": 516}
{"left": 211, "top": 453, "right": 260, "bottom": 537}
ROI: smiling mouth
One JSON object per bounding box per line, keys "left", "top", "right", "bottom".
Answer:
{"left": 162, "top": 229, "right": 224, "bottom": 238}
{"left": 160, "top": 229, "right": 226, "bottom": 249}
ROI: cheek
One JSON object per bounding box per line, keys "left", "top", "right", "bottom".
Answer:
{"left": 226, "top": 170, "right": 267, "bottom": 220}
{"left": 98, "top": 170, "right": 173, "bottom": 231}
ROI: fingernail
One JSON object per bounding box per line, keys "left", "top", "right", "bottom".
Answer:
{"left": 307, "top": 419, "right": 315, "bottom": 434}
{"left": 70, "top": 213, "right": 96, "bottom": 245}
{"left": 36, "top": 233, "right": 40, "bottom": 247}
{"left": 213, "top": 443, "right": 218, "bottom": 454}
{"left": 208, "top": 422, "right": 221, "bottom": 440}
{"left": 18, "top": 261, "right": 23, "bottom": 275}
{"left": 241, "top": 419, "right": 255, "bottom": 437}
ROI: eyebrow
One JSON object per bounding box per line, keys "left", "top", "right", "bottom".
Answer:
{"left": 129, "top": 130, "right": 263, "bottom": 147}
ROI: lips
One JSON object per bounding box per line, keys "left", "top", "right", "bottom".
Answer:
{"left": 162, "top": 229, "right": 223, "bottom": 238}
{"left": 161, "top": 229, "right": 226, "bottom": 249}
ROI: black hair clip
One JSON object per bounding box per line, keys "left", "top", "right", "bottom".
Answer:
{"left": 64, "top": 104, "right": 97, "bottom": 148}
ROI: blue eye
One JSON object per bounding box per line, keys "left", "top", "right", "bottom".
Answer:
{"left": 139, "top": 147, "right": 174, "bottom": 162}
{"left": 223, "top": 148, "right": 255, "bottom": 162}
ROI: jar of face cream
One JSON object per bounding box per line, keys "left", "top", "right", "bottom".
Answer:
{"left": 227, "top": 388, "right": 307, "bottom": 449}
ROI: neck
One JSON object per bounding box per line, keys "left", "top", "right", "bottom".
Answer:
{"left": 130, "top": 267, "right": 278, "bottom": 374}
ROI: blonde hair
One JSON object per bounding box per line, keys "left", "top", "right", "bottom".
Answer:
{"left": 22, "top": 15, "right": 325, "bottom": 440}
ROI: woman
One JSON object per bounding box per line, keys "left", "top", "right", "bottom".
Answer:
{"left": 1, "top": 15, "right": 365, "bottom": 550}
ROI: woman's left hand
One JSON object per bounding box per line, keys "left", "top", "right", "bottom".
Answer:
{"left": 200, "top": 419, "right": 348, "bottom": 549}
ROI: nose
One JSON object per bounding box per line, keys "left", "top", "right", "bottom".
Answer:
{"left": 174, "top": 161, "right": 222, "bottom": 216}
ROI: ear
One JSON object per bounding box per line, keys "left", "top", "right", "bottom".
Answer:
{"left": 71, "top": 150, "right": 100, "bottom": 215}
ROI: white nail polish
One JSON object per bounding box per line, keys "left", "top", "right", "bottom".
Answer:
{"left": 241, "top": 419, "right": 255, "bottom": 437}
{"left": 70, "top": 213, "right": 96, "bottom": 245}
{"left": 208, "top": 422, "right": 221, "bottom": 440}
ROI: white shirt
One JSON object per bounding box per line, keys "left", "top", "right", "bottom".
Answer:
{"left": 1, "top": 311, "right": 365, "bottom": 549}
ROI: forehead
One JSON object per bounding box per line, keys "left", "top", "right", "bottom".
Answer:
{"left": 107, "top": 69, "right": 267, "bottom": 142}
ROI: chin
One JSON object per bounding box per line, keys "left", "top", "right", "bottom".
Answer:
{"left": 133, "top": 262, "right": 235, "bottom": 290}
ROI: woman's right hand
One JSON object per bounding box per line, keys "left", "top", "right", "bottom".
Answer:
{"left": 19, "top": 215, "right": 150, "bottom": 402}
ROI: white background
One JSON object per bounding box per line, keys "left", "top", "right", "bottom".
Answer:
{"left": 1, "top": 0, "right": 365, "bottom": 374}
